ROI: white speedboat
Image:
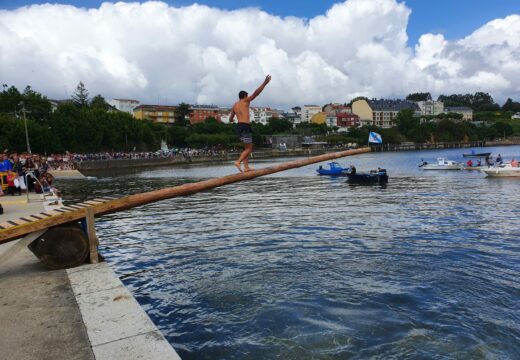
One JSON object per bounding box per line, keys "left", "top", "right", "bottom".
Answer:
{"left": 421, "top": 158, "right": 462, "bottom": 170}
{"left": 481, "top": 163, "right": 520, "bottom": 177}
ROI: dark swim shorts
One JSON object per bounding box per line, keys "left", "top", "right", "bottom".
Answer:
{"left": 236, "top": 123, "right": 253, "bottom": 144}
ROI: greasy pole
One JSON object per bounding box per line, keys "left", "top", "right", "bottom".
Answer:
{"left": 0, "top": 147, "right": 370, "bottom": 244}
{"left": 94, "top": 147, "right": 371, "bottom": 215}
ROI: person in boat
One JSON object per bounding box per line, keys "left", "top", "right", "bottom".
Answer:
{"left": 229, "top": 74, "right": 272, "bottom": 172}
{"left": 496, "top": 154, "right": 503, "bottom": 164}
{"left": 511, "top": 158, "right": 519, "bottom": 167}
{"left": 419, "top": 159, "right": 428, "bottom": 167}
{"left": 477, "top": 159, "right": 482, "bottom": 166}
{"left": 466, "top": 159, "right": 473, "bottom": 167}
{"left": 350, "top": 165, "right": 356, "bottom": 175}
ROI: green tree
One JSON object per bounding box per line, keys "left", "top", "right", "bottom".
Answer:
{"left": 349, "top": 96, "right": 368, "bottom": 105}
{"left": 492, "top": 122, "right": 513, "bottom": 137}
{"left": 90, "top": 94, "right": 110, "bottom": 111}
{"left": 0, "top": 85, "right": 23, "bottom": 115}
{"left": 472, "top": 92, "right": 499, "bottom": 111}
{"left": 266, "top": 117, "right": 293, "bottom": 133}
{"left": 502, "top": 98, "right": 520, "bottom": 113}
{"left": 72, "top": 82, "right": 89, "bottom": 108}
{"left": 175, "top": 102, "right": 191, "bottom": 126}
{"left": 21, "top": 86, "right": 52, "bottom": 122}
{"left": 395, "top": 109, "right": 420, "bottom": 141}
{"left": 406, "top": 92, "right": 432, "bottom": 102}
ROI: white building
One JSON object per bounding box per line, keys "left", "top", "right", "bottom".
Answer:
{"left": 326, "top": 113, "right": 337, "bottom": 128}
{"left": 109, "top": 99, "right": 140, "bottom": 114}
{"left": 415, "top": 100, "right": 444, "bottom": 116}
{"left": 301, "top": 105, "right": 322, "bottom": 123}
{"left": 250, "top": 107, "right": 281, "bottom": 125}
{"left": 512, "top": 112, "right": 520, "bottom": 119}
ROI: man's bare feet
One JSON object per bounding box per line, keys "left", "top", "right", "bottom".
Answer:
{"left": 244, "top": 167, "right": 254, "bottom": 172}
{"left": 234, "top": 161, "right": 243, "bottom": 172}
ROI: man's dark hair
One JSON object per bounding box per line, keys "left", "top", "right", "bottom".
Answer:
{"left": 238, "top": 90, "right": 248, "bottom": 99}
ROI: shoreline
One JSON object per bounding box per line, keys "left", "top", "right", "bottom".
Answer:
{"left": 76, "top": 139, "right": 520, "bottom": 173}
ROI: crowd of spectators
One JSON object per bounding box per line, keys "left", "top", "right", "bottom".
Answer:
{"left": 0, "top": 152, "right": 54, "bottom": 196}
{"left": 50, "top": 146, "right": 238, "bottom": 165}
{"left": 1, "top": 146, "right": 238, "bottom": 195}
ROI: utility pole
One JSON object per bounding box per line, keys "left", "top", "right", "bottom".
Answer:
{"left": 19, "top": 102, "right": 31, "bottom": 154}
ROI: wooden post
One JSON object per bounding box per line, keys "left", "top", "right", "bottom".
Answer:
{"left": 85, "top": 208, "right": 99, "bottom": 264}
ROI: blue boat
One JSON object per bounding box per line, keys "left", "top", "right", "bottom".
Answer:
{"left": 317, "top": 162, "right": 347, "bottom": 176}
{"left": 346, "top": 166, "right": 389, "bottom": 185}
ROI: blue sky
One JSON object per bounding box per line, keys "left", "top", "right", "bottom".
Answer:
{"left": 2, "top": 0, "right": 519, "bottom": 45}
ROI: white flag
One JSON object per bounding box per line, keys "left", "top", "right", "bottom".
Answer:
{"left": 369, "top": 131, "right": 382, "bottom": 144}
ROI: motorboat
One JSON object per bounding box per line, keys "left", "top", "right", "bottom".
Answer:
{"left": 481, "top": 163, "right": 520, "bottom": 177}
{"left": 421, "top": 158, "right": 461, "bottom": 170}
{"left": 346, "top": 167, "right": 388, "bottom": 185}
{"left": 317, "top": 162, "right": 347, "bottom": 176}
{"left": 463, "top": 150, "right": 491, "bottom": 158}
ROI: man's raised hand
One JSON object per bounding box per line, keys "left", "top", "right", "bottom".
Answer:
{"left": 265, "top": 75, "right": 272, "bottom": 84}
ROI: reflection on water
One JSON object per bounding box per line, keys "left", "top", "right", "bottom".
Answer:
{"left": 58, "top": 146, "right": 520, "bottom": 359}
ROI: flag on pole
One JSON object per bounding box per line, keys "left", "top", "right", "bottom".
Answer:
{"left": 368, "top": 131, "right": 382, "bottom": 144}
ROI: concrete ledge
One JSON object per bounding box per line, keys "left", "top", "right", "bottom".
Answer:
{"left": 67, "top": 263, "right": 180, "bottom": 360}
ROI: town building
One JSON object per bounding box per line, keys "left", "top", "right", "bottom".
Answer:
{"left": 445, "top": 107, "right": 474, "bottom": 121}
{"left": 336, "top": 113, "right": 360, "bottom": 132}
{"left": 352, "top": 99, "right": 419, "bottom": 128}
{"left": 322, "top": 103, "right": 352, "bottom": 114}
{"left": 291, "top": 106, "right": 302, "bottom": 116}
{"left": 189, "top": 105, "right": 221, "bottom": 124}
{"left": 311, "top": 111, "right": 359, "bottom": 132}
{"left": 109, "top": 99, "right": 140, "bottom": 114}
{"left": 133, "top": 105, "right": 176, "bottom": 124}
{"left": 281, "top": 112, "right": 301, "bottom": 126}
{"left": 415, "top": 100, "right": 444, "bottom": 116}
{"left": 310, "top": 112, "right": 328, "bottom": 125}
{"left": 326, "top": 113, "right": 337, "bottom": 128}
{"left": 301, "top": 105, "right": 322, "bottom": 123}
{"left": 251, "top": 107, "right": 281, "bottom": 125}
{"left": 512, "top": 112, "right": 520, "bottom": 120}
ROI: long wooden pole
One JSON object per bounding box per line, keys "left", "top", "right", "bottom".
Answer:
{"left": 0, "top": 147, "right": 370, "bottom": 244}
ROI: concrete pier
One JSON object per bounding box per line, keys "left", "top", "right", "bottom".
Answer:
{"left": 0, "top": 195, "right": 180, "bottom": 360}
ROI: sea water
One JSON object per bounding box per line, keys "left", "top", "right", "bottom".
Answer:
{"left": 58, "top": 146, "right": 520, "bottom": 359}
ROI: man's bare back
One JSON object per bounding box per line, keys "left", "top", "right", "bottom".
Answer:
{"left": 232, "top": 100, "right": 251, "bottom": 124}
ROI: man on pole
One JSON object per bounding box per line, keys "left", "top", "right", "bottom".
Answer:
{"left": 229, "top": 75, "right": 271, "bottom": 172}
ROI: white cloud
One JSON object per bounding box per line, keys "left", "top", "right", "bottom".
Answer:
{"left": 0, "top": 0, "right": 519, "bottom": 108}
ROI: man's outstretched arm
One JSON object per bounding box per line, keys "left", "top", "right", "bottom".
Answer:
{"left": 247, "top": 75, "right": 271, "bottom": 102}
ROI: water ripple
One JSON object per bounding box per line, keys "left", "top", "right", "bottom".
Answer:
{"left": 58, "top": 147, "right": 520, "bottom": 359}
